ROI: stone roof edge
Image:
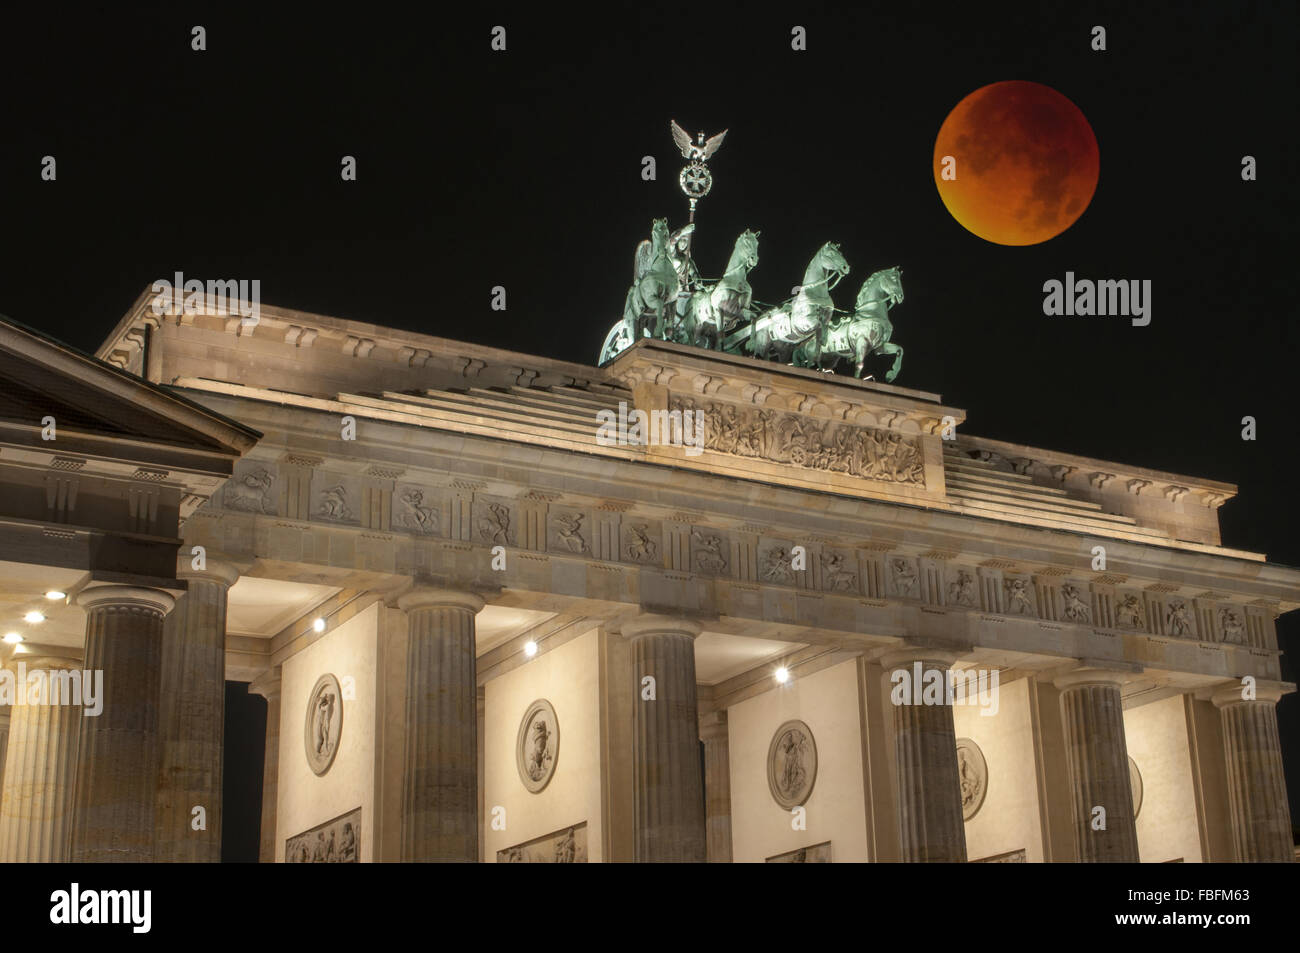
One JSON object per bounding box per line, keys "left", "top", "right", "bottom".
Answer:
{"left": 100, "top": 286, "right": 609, "bottom": 385}
{"left": 954, "top": 432, "right": 1238, "bottom": 498}
{"left": 1, "top": 311, "right": 261, "bottom": 455}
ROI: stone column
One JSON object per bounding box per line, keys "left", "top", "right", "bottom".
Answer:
{"left": 881, "top": 649, "right": 967, "bottom": 862}
{"left": 1054, "top": 669, "right": 1139, "bottom": 863}
{"left": 0, "top": 647, "right": 15, "bottom": 796}
{"left": 397, "top": 587, "right": 484, "bottom": 862}
{"left": 155, "top": 559, "right": 239, "bottom": 862}
{"left": 249, "top": 668, "right": 282, "bottom": 863}
{"left": 0, "top": 709, "right": 9, "bottom": 805}
{"left": 623, "top": 614, "right": 705, "bottom": 862}
{"left": 700, "top": 709, "right": 732, "bottom": 863}
{"left": 0, "top": 653, "right": 83, "bottom": 861}
{"left": 70, "top": 584, "right": 175, "bottom": 863}
{"left": 1212, "top": 682, "right": 1294, "bottom": 862}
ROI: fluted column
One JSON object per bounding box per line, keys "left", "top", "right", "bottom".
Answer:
{"left": 0, "top": 653, "right": 83, "bottom": 861}
{"left": 1213, "top": 682, "right": 1294, "bottom": 862}
{"left": 882, "top": 649, "right": 967, "bottom": 862}
{"left": 249, "top": 667, "right": 282, "bottom": 863}
{"left": 70, "top": 584, "right": 175, "bottom": 862}
{"left": 0, "top": 646, "right": 14, "bottom": 796}
{"left": 0, "top": 708, "right": 9, "bottom": 805}
{"left": 155, "top": 558, "right": 239, "bottom": 862}
{"left": 397, "top": 587, "right": 484, "bottom": 862}
{"left": 700, "top": 709, "right": 732, "bottom": 863}
{"left": 623, "top": 614, "right": 705, "bottom": 862}
{"left": 1054, "top": 669, "right": 1139, "bottom": 862}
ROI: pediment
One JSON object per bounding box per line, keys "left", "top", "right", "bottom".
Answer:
{"left": 0, "top": 316, "right": 259, "bottom": 463}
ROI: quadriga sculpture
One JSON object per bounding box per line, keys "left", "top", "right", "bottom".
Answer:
{"left": 748, "top": 241, "right": 849, "bottom": 366}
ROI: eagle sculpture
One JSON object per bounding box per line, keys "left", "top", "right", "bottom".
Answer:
{"left": 670, "top": 120, "right": 727, "bottom": 161}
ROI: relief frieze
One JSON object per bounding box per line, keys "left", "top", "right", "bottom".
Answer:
{"left": 669, "top": 395, "right": 925, "bottom": 486}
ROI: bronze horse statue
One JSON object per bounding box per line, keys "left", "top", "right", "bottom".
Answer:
{"left": 682, "top": 229, "right": 760, "bottom": 350}
{"left": 800, "top": 267, "right": 905, "bottom": 380}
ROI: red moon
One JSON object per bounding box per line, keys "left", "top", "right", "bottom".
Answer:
{"left": 933, "top": 81, "right": 1099, "bottom": 246}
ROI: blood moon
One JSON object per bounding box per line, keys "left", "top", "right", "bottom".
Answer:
{"left": 933, "top": 81, "right": 1099, "bottom": 246}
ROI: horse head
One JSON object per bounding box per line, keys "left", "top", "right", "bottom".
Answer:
{"left": 856, "top": 266, "right": 905, "bottom": 311}
{"left": 736, "top": 229, "right": 760, "bottom": 270}
{"left": 879, "top": 266, "right": 904, "bottom": 306}
{"left": 817, "top": 241, "right": 850, "bottom": 282}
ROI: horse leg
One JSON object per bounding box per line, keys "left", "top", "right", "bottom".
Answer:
{"left": 853, "top": 337, "right": 868, "bottom": 378}
{"left": 878, "top": 343, "right": 903, "bottom": 382}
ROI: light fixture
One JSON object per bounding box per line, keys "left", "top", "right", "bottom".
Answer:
{"left": 523, "top": 640, "right": 538, "bottom": 658}
{"left": 45, "top": 590, "right": 67, "bottom": 601}
{"left": 2, "top": 632, "right": 21, "bottom": 644}
{"left": 23, "top": 611, "right": 45, "bottom": 624}
{"left": 313, "top": 617, "right": 326, "bottom": 633}
{"left": 774, "top": 666, "right": 790, "bottom": 684}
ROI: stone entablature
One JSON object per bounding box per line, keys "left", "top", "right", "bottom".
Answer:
{"left": 99, "top": 289, "right": 1246, "bottom": 552}
{"left": 182, "top": 387, "right": 1289, "bottom": 686}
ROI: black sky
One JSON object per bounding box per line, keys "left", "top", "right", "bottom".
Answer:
{"left": 2, "top": 2, "right": 1296, "bottom": 853}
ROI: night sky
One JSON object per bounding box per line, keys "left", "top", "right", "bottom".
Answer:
{"left": 1, "top": 3, "right": 1295, "bottom": 856}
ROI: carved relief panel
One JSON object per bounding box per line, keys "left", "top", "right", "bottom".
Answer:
{"left": 621, "top": 518, "right": 662, "bottom": 566}
{"left": 757, "top": 538, "right": 797, "bottom": 586}
{"left": 690, "top": 526, "right": 730, "bottom": 576}
{"left": 473, "top": 496, "right": 518, "bottom": 547}
{"left": 767, "top": 720, "right": 817, "bottom": 810}
{"left": 516, "top": 698, "right": 559, "bottom": 793}
{"left": 304, "top": 673, "right": 343, "bottom": 777}
{"left": 1113, "top": 589, "right": 1147, "bottom": 631}
{"left": 311, "top": 472, "right": 362, "bottom": 526}
{"left": 956, "top": 738, "right": 988, "bottom": 820}
{"left": 822, "top": 548, "right": 860, "bottom": 594}
{"left": 1001, "top": 574, "right": 1036, "bottom": 617}
{"left": 224, "top": 461, "right": 278, "bottom": 515}
{"left": 1059, "top": 581, "right": 1093, "bottom": 624}
{"left": 547, "top": 507, "right": 591, "bottom": 555}
{"left": 888, "top": 556, "right": 919, "bottom": 600}
{"left": 392, "top": 483, "right": 443, "bottom": 535}
{"left": 946, "top": 567, "right": 978, "bottom": 608}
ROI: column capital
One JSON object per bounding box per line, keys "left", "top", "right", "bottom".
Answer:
{"left": 1053, "top": 666, "right": 1135, "bottom": 692}
{"left": 175, "top": 554, "right": 242, "bottom": 589}
{"left": 396, "top": 587, "right": 485, "bottom": 615}
{"left": 620, "top": 613, "right": 701, "bottom": 641}
{"left": 76, "top": 584, "right": 175, "bottom": 616}
{"left": 699, "top": 709, "right": 728, "bottom": 743}
{"left": 1211, "top": 679, "right": 1293, "bottom": 709}
{"left": 249, "top": 666, "right": 283, "bottom": 702}
{"left": 879, "top": 646, "right": 963, "bottom": 671}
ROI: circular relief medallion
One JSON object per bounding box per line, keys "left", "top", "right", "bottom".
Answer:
{"left": 956, "top": 738, "right": 988, "bottom": 820}
{"left": 516, "top": 699, "right": 560, "bottom": 793}
{"left": 304, "top": 673, "right": 343, "bottom": 776}
{"left": 767, "top": 720, "right": 817, "bottom": 809}
{"left": 1129, "top": 756, "right": 1143, "bottom": 818}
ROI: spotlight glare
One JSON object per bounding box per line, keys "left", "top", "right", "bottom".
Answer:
{"left": 2, "top": 632, "right": 21, "bottom": 644}
{"left": 775, "top": 666, "right": 790, "bottom": 684}
{"left": 524, "top": 640, "right": 538, "bottom": 657}
{"left": 23, "top": 611, "right": 45, "bottom": 624}
{"left": 45, "top": 590, "right": 67, "bottom": 601}
{"left": 313, "top": 617, "right": 326, "bottom": 633}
